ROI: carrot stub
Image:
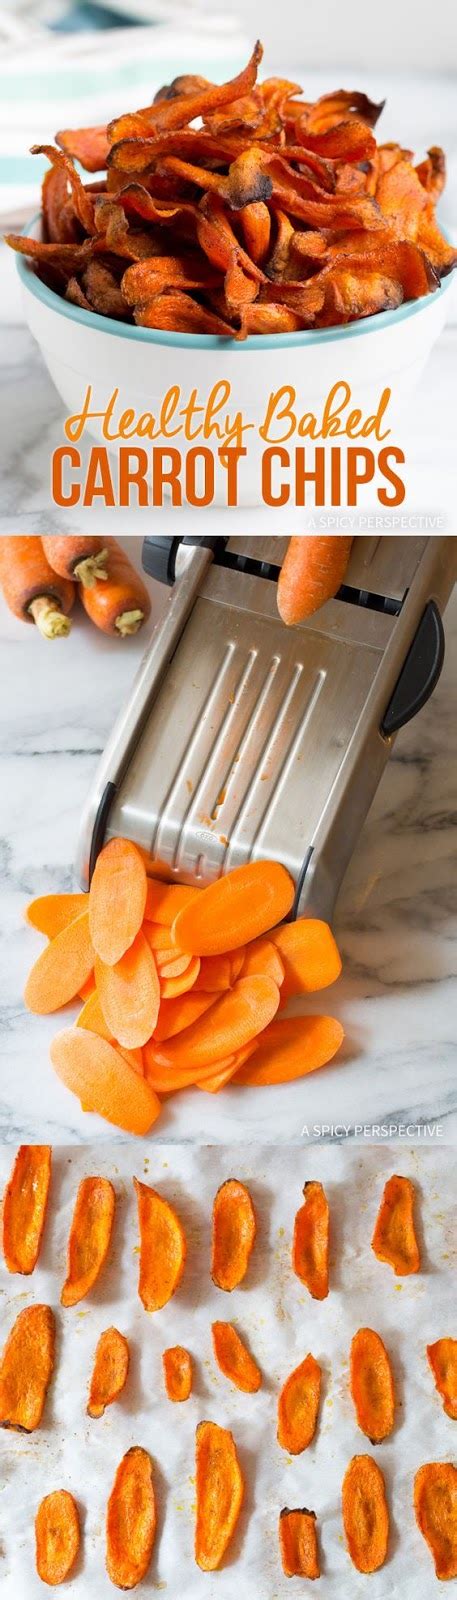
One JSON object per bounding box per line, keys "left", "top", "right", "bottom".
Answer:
{"left": 61, "top": 1175, "right": 115, "bottom": 1307}
{"left": 106, "top": 1446, "right": 156, "bottom": 1590}
{"left": 195, "top": 1420, "right": 244, "bottom": 1571}
{"left": 41, "top": 534, "right": 109, "bottom": 588}
{"left": 427, "top": 1340, "right": 457, "bottom": 1420}
{"left": 371, "top": 1174, "right": 420, "bottom": 1275}
{"left": 24, "top": 909, "right": 94, "bottom": 1013}
{"left": 81, "top": 538, "right": 151, "bottom": 636}
{"left": 89, "top": 837, "right": 148, "bottom": 966}
{"left": 292, "top": 1179, "right": 329, "bottom": 1300}
{"left": 236, "top": 1014, "right": 344, "bottom": 1086}
{"left": 0, "top": 535, "right": 75, "bottom": 638}
{"left": 134, "top": 1178, "right": 186, "bottom": 1311}
{"left": 212, "top": 1178, "right": 256, "bottom": 1291}
{"left": 212, "top": 1321, "right": 261, "bottom": 1393}
{"left": 350, "top": 1328, "right": 395, "bottom": 1443}
{"left": 162, "top": 1345, "right": 192, "bottom": 1402}
{"left": 342, "top": 1454, "right": 389, "bottom": 1573}
{"left": 50, "top": 1028, "right": 160, "bottom": 1134}
{"left": 95, "top": 931, "right": 160, "bottom": 1049}
{"left": 35, "top": 1490, "right": 80, "bottom": 1586}
{"left": 271, "top": 917, "right": 342, "bottom": 998}
{"left": 0, "top": 1304, "right": 55, "bottom": 1431}
{"left": 279, "top": 1507, "right": 320, "bottom": 1579}
{"left": 171, "top": 858, "right": 295, "bottom": 955}
{"left": 278, "top": 535, "right": 353, "bottom": 623}
{"left": 2, "top": 1144, "right": 52, "bottom": 1275}
{"left": 152, "top": 974, "right": 280, "bottom": 1071}
{"left": 414, "top": 1462, "right": 457, "bottom": 1580}
{"left": 25, "top": 893, "right": 87, "bottom": 939}
{"left": 277, "top": 1353, "right": 321, "bottom": 1454}
{"left": 88, "top": 1327, "right": 130, "bottom": 1418}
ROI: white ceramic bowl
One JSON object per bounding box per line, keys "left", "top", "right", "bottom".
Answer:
{"left": 18, "top": 215, "right": 454, "bottom": 506}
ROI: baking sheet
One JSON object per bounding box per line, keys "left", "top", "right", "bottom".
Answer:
{"left": 0, "top": 1141, "right": 456, "bottom": 1598}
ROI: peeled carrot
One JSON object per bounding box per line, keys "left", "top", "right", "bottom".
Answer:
{"left": 25, "top": 893, "right": 88, "bottom": 939}
{"left": 80, "top": 538, "right": 151, "bottom": 636}
{"left": 95, "top": 930, "right": 160, "bottom": 1049}
{"left": 76, "top": 987, "right": 143, "bottom": 1075}
{"left": 172, "top": 860, "right": 295, "bottom": 956}
{"left": 153, "top": 990, "right": 215, "bottom": 1042}
{"left": 41, "top": 536, "right": 109, "bottom": 588}
{"left": 50, "top": 1027, "right": 161, "bottom": 1134}
{"left": 89, "top": 837, "right": 147, "bottom": 966}
{"left": 152, "top": 974, "right": 280, "bottom": 1071}
{"left": 235, "top": 1014, "right": 344, "bottom": 1085}
{"left": 24, "top": 910, "right": 94, "bottom": 1013}
{"left": 0, "top": 536, "right": 75, "bottom": 638}
{"left": 277, "top": 535, "right": 353, "bottom": 624}
{"left": 272, "top": 919, "right": 342, "bottom": 998}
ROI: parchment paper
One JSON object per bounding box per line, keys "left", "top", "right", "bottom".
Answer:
{"left": 0, "top": 1141, "right": 456, "bottom": 1599}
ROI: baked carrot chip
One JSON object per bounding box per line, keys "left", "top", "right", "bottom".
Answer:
{"left": 88, "top": 1327, "right": 130, "bottom": 1418}
{"left": 292, "top": 1179, "right": 329, "bottom": 1300}
{"left": 162, "top": 1345, "right": 192, "bottom": 1401}
{"left": 212, "top": 1321, "right": 261, "bottom": 1393}
{"left": 277, "top": 1353, "right": 321, "bottom": 1454}
{"left": 195, "top": 1420, "right": 244, "bottom": 1571}
{"left": 2, "top": 1144, "right": 52, "bottom": 1275}
{"left": 61, "top": 1176, "right": 115, "bottom": 1307}
{"left": 0, "top": 1304, "right": 55, "bottom": 1431}
{"left": 134, "top": 1178, "right": 186, "bottom": 1311}
{"left": 427, "top": 1340, "right": 457, "bottom": 1420}
{"left": 212, "top": 1178, "right": 256, "bottom": 1291}
{"left": 35, "top": 1490, "right": 80, "bottom": 1585}
{"left": 343, "top": 1455, "right": 389, "bottom": 1572}
{"left": 350, "top": 1328, "right": 395, "bottom": 1443}
{"left": 56, "top": 123, "right": 109, "bottom": 172}
{"left": 106, "top": 1447, "right": 156, "bottom": 1589}
{"left": 371, "top": 1174, "right": 420, "bottom": 1275}
{"left": 279, "top": 1507, "right": 320, "bottom": 1578}
{"left": 414, "top": 1463, "right": 457, "bottom": 1579}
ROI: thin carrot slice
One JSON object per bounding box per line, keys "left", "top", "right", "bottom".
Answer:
{"left": 0, "top": 1304, "right": 55, "bottom": 1431}
{"left": 160, "top": 955, "right": 201, "bottom": 998}
{"left": 35, "top": 1490, "right": 80, "bottom": 1585}
{"left": 162, "top": 1345, "right": 192, "bottom": 1402}
{"left": 143, "top": 1046, "right": 229, "bottom": 1094}
{"left": 61, "top": 1175, "right": 115, "bottom": 1307}
{"left": 343, "top": 1455, "right": 389, "bottom": 1573}
{"left": 152, "top": 974, "right": 280, "bottom": 1071}
{"left": 350, "top": 1329, "right": 395, "bottom": 1443}
{"left": 196, "top": 1039, "right": 258, "bottom": 1092}
{"left": 25, "top": 893, "right": 87, "bottom": 938}
{"left": 76, "top": 988, "right": 143, "bottom": 1074}
{"left": 156, "top": 950, "right": 192, "bottom": 979}
{"left": 292, "top": 1179, "right": 329, "bottom": 1300}
{"left": 271, "top": 917, "right": 342, "bottom": 997}
{"left": 95, "top": 930, "right": 160, "bottom": 1049}
{"left": 2, "top": 1144, "right": 52, "bottom": 1275}
{"left": 229, "top": 949, "right": 246, "bottom": 983}
{"left": 195, "top": 1420, "right": 244, "bottom": 1571}
{"left": 241, "top": 937, "right": 285, "bottom": 985}
{"left": 414, "top": 1463, "right": 457, "bottom": 1579}
{"left": 371, "top": 1174, "right": 420, "bottom": 1275}
{"left": 427, "top": 1340, "right": 457, "bottom": 1419}
{"left": 153, "top": 990, "right": 216, "bottom": 1042}
{"left": 279, "top": 1508, "right": 320, "bottom": 1579}
{"left": 88, "top": 1327, "right": 130, "bottom": 1417}
{"left": 89, "top": 837, "right": 147, "bottom": 966}
{"left": 172, "top": 859, "right": 294, "bottom": 955}
{"left": 212, "top": 1178, "right": 256, "bottom": 1291}
{"left": 212, "top": 1321, "right": 261, "bottom": 1393}
{"left": 24, "top": 909, "right": 94, "bottom": 1013}
{"left": 193, "top": 954, "right": 233, "bottom": 991}
{"left": 79, "top": 973, "right": 95, "bottom": 1002}
{"left": 236, "top": 1014, "right": 344, "bottom": 1085}
{"left": 134, "top": 1178, "right": 186, "bottom": 1311}
{"left": 106, "top": 1447, "right": 156, "bottom": 1589}
{"left": 145, "top": 878, "right": 200, "bottom": 925}
{"left": 277, "top": 1353, "right": 321, "bottom": 1454}
{"left": 51, "top": 1028, "right": 161, "bottom": 1135}
{"left": 144, "top": 922, "right": 182, "bottom": 953}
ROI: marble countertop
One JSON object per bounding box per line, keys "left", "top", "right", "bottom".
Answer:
{"left": 0, "top": 537, "right": 456, "bottom": 1147}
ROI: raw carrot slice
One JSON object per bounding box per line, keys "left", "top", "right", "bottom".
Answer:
{"left": 277, "top": 1353, "right": 321, "bottom": 1454}
{"left": 152, "top": 975, "right": 280, "bottom": 1071}
{"left": 162, "top": 1345, "right": 192, "bottom": 1402}
{"left": 134, "top": 1178, "right": 186, "bottom": 1311}
{"left": 25, "top": 893, "right": 87, "bottom": 939}
{"left": 229, "top": 949, "right": 246, "bottom": 983}
{"left": 2, "top": 1144, "right": 52, "bottom": 1275}
{"left": 156, "top": 950, "right": 192, "bottom": 978}
{"left": 144, "top": 923, "right": 181, "bottom": 953}
{"left": 77, "top": 987, "right": 143, "bottom": 1074}
{"left": 236, "top": 1014, "right": 344, "bottom": 1085}
{"left": 212, "top": 1322, "right": 261, "bottom": 1393}
{"left": 160, "top": 957, "right": 201, "bottom": 999}
{"left": 51, "top": 1028, "right": 160, "bottom": 1134}
{"left": 350, "top": 1329, "right": 395, "bottom": 1443}
{"left": 292, "top": 1180, "right": 329, "bottom": 1300}
{"left": 172, "top": 859, "right": 294, "bottom": 955}
{"left": 79, "top": 973, "right": 95, "bottom": 1002}
{"left": 271, "top": 918, "right": 342, "bottom": 998}
{"left": 414, "top": 1463, "right": 457, "bottom": 1579}
{"left": 195, "top": 1420, "right": 244, "bottom": 1572}
{"left": 143, "top": 1047, "right": 227, "bottom": 1094}
{"left": 0, "top": 1304, "right": 55, "bottom": 1431}
{"left": 212, "top": 1178, "right": 256, "bottom": 1291}
{"left": 153, "top": 990, "right": 216, "bottom": 1042}
{"left": 193, "top": 955, "right": 233, "bottom": 992}
{"left": 35, "top": 1490, "right": 80, "bottom": 1585}
{"left": 24, "top": 909, "right": 94, "bottom": 1013}
{"left": 95, "top": 931, "right": 160, "bottom": 1049}
{"left": 427, "top": 1340, "right": 457, "bottom": 1419}
{"left": 61, "top": 1175, "right": 115, "bottom": 1307}
{"left": 106, "top": 1447, "right": 156, "bottom": 1589}
{"left": 279, "top": 1508, "right": 320, "bottom": 1579}
{"left": 371, "top": 1174, "right": 420, "bottom": 1275}
{"left": 343, "top": 1455, "right": 389, "bottom": 1573}
{"left": 87, "top": 1327, "right": 130, "bottom": 1418}
{"left": 278, "top": 535, "right": 353, "bottom": 624}
{"left": 89, "top": 837, "right": 147, "bottom": 966}
{"left": 242, "top": 938, "right": 285, "bottom": 986}
{"left": 145, "top": 879, "right": 200, "bottom": 925}
{"left": 196, "top": 1039, "right": 258, "bottom": 1092}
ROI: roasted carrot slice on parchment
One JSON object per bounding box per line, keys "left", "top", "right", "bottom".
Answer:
{"left": 35, "top": 1490, "right": 80, "bottom": 1585}
{"left": 292, "top": 1179, "right": 329, "bottom": 1300}
{"left": 427, "top": 1339, "right": 457, "bottom": 1419}
{"left": 106, "top": 1446, "right": 156, "bottom": 1589}
{"left": 24, "top": 909, "right": 94, "bottom": 1013}
{"left": 371, "top": 1174, "right": 420, "bottom": 1275}
{"left": 414, "top": 1462, "right": 457, "bottom": 1579}
{"left": 0, "top": 1304, "right": 55, "bottom": 1431}
{"left": 342, "top": 1454, "right": 389, "bottom": 1573}
{"left": 212, "top": 1178, "right": 256, "bottom": 1291}
{"left": 88, "top": 1327, "right": 130, "bottom": 1418}
{"left": 277, "top": 1353, "right": 321, "bottom": 1454}
{"left": 61, "top": 1176, "right": 115, "bottom": 1307}
{"left": 195, "top": 1420, "right": 244, "bottom": 1571}
{"left": 350, "top": 1328, "right": 395, "bottom": 1443}
{"left": 171, "top": 859, "right": 294, "bottom": 955}
{"left": 134, "top": 1178, "right": 186, "bottom": 1311}
{"left": 162, "top": 1345, "right": 192, "bottom": 1402}
{"left": 279, "top": 1507, "right": 320, "bottom": 1579}
{"left": 89, "top": 837, "right": 147, "bottom": 966}
{"left": 212, "top": 1321, "right": 261, "bottom": 1393}
{"left": 2, "top": 1144, "right": 52, "bottom": 1275}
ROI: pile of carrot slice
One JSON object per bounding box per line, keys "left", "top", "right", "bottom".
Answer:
{"left": 24, "top": 838, "right": 343, "bottom": 1133}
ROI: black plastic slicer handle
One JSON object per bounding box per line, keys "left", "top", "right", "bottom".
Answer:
{"left": 142, "top": 536, "right": 224, "bottom": 586}
{"left": 381, "top": 600, "right": 445, "bottom": 736}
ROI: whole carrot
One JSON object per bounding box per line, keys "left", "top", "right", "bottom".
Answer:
{"left": 41, "top": 535, "right": 108, "bottom": 588}
{"left": 0, "top": 536, "right": 74, "bottom": 638}
{"left": 277, "top": 536, "right": 353, "bottom": 624}
{"left": 80, "top": 539, "right": 151, "bottom": 636}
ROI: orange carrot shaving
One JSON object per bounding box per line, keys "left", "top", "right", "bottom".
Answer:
{"left": 278, "top": 535, "right": 353, "bottom": 623}
{"left": 106, "top": 1447, "right": 156, "bottom": 1589}
{"left": 162, "top": 1345, "right": 192, "bottom": 1402}
{"left": 427, "top": 1340, "right": 457, "bottom": 1419}
{"left": 212, "top": 1178, "right": 256, "bottom": 1291}
{"left": 143, "top": 1045, "right": 232, "bottom": 1093}
{"left": 87, "top": 1327, "right": 129, "bottom": 1417}
{"left": 50, "top": 1027, "right": 160, "bottom": 1134}
{"left": 35, "top": 1490, "right": 80, "bottom": 1585}
{"left": 89, "top": 837, "right": 147, "bottom": 966}
{"left": 343, "top": 1455, "right": 389, "bottom": 1573}
{"left": 195, "top": 1420, "right": 244, "bottom": 1571}
{"left": 241, "top": 937, "right": 285, "bottom": 985}
{"left": 0, "top": 1304, "right": 55, "bottom": 1431}
{"left": 277, "top": 1353, "right": 321, "bottom": 1453}
{"left": 61, "top": 1175, "right": 115, "bottom": 1307}
{"left": 144, "top": 878, "right": 200, "bottom": 925}
{"left": 350, "top": 1328, "right": 395, "bottom": 1442}
{"left": 271, "top": 917, "right": 342, "bottom": 997}
{"left": 193, "top": 954, "right": 233, "bottom": 991}
{"left": 2, "top": 1144, "right": 52, "bottom": 1275}
{"left": 144, "top": 922, "right": 182, "bottom": 953}
{"left": 292, "top": 1179, "right": 329, "bottom": 1300}
{"left": 212, "top": 1321, "right": 261, "bottom": 1392}
{"left": 95, "top": 930, "right": 160, "bottom": 1049}
{"left": 171, "top": 859, "right": 295, "bottom": 955}
{"left": 196, "top": 1039, "right": 258, "bottom": 1092}
{"left": 134, "top": 1178, "right": 186, "bottom": 1311}
{"left": 414, "top": 1463, "right": 457, "bottom": 1579}
{"left": 152, "top": 974, "right": 280, "bottom": 1070}
{"left": 371, "top": 1174, "right": 420, "bottom": 1275}
{"left": 156, "top": 949, "right": 192, "bottom": 978}
{"left": 25, "top": 893, "right": 87, "bottom": 938}
{"left": 76, "top": 987, "right": 143, "bottom": 1074}
{"left": 24, "top": 909, "right": 94, "bottom": 1013}
{"left": 235, "top": 1014, "right": 344, "bottom": 1085}
{"left": 279, "top": 1508, "right": 320, "bottom": 1579}
{"left": 159, "top": 955, "right": 201, "bottom": 998}
{"left": 152, "top": 990, "right": 216, "bottom": 1042}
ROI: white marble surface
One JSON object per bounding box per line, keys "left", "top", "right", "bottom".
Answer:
{"left": 0, "top": 537, "right": 455, "bottom": 1147}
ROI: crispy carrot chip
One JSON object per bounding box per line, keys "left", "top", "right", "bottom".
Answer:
{"left": 162, "top": 1344, "right": 192, "bottom": 1401}
{"left": 0, "top": 1304, "right": 55, "bottom": 1431}
{"left": 292, "top": 1180, "right": 330, "bottom": 1300}
{"left": 212, "top": 1322, "right": 261, "bottom": 1393}
{"left": 279, "top": 1508, "right": 320, "bottom": 1578}
{"left": 35, "top": 1490, "right": 80, "bottom": 1585}
{"left": 343, "top": 1455, "right": 389, "bottom": 1573}
{"left": 134, "top": 1178, "right": 186, "bottom": 1311}
{"left": 195, "top": 1420, "right": 244, "bottom": 1571}
{"left": 350, "top": 1328, "right": 395, "bottom": 1442}
{"left": 56, "top": 124, "right": 109, "bottom": 172}
{"left": 88, "top": 1327, "right": 129, "bottom": 1418}
{"left": 371, "top": 1174, "right": 420, "bottom": 1275}
{"left": 277, "top": 1353, "right": 321, "bottom": 1454}
{"left": 106, "top": 1447, "right": 156, "bottom": 1589}
{"left": 427, "top": 1339, "right": 457, "bottom": 1420}
{"left": 2, "top": 1144, "right": 52, "bottom": 1275}
{"left": 61, "top": 1176, "right": 115, "bottom": 1307}
{"left": 414, "top": 1463, "right": 457, "bottom": 1579}
{"left": 211, "top": 1178, "right": 256, "bottom": 1291}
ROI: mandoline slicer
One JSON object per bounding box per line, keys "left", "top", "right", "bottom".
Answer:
{"left": 77, "top": 536, "right": 455, "bottom": 921}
